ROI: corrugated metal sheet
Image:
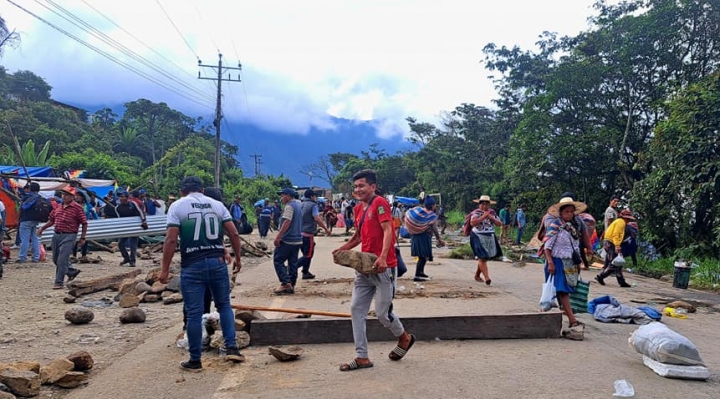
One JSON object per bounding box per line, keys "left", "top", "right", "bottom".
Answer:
{"left": 40, "top": 215, "right": 168, "bottom": 244}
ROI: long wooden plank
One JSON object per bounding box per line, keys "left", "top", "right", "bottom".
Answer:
{"left": 231, "top": 304, "right": 351, "bottom": 318}
{"left": 67, "top": 269, "right": 143, "bottom": 297}
{"left": 250, "top": 312, "right": 562, "bottom": 345}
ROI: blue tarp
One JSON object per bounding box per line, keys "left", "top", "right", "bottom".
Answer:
{"left": 395, "top": 196, "right": 419, "bottom": 206}
{"left": 0, "top": 165, "right": 54, "bottom": 177}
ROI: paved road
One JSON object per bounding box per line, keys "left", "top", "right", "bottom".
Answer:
{"left": 65, "top": 233, "right": 720, "bottom": 399}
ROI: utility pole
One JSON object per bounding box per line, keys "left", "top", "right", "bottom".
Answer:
{"left": 249, "top": 154, "right": 262, "bottom": 177}
{"left": 198, "top": 53, "right": 242, "bottom": 187}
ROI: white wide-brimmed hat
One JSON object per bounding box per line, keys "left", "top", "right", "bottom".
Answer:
{"left": 473, "top": 195, "right": 496, "bottom": 205}
{"left": 547, "top": 197, "right": 587, "bottom": 217}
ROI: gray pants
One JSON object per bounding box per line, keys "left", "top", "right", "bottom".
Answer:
{"left": 350, "top": 268, "right": 404, "bottom": 359}
{"left": 52, "top": 233, "right": 78, "bottom": 286}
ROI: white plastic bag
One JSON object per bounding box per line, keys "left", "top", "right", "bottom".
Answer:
{"left": 613, "top": 380, "right": 635, "bottom": 397}
{"left": 539, "top": 275, "right": 556, "bottom": 312}
{"left": 628, "top": 322, "right": 705, "bottom": 366}
{"left": 612, "top": 254, "right": 626, "bottom": 267}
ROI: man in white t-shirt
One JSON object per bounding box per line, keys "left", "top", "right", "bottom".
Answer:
{"left": 159, "top": 176, "right": 245, "bottom": 372}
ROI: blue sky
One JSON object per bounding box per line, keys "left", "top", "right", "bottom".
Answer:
{"left": 2, "top": 0, "right": 602, "bottom": 185}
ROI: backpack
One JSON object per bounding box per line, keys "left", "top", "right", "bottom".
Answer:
{"left": 462, "top": 209, "right": 482, "bottom": 236}
{"left": 25, "top": 196, "right": 52, "bottom": 222}
{"left": 238, "top": 213, "right": 253, "bottom": 235}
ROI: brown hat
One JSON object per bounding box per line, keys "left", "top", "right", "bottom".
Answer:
{"left": 473, "top": 195, "right": 496, "bottom": 205}
{"left": 61, "top": 187, "right": 77, "bottom": 196}
{"left": 619, "top": 209, "right": 635, "bottom": 220}
{"left": 547, "top": 197, "right": 587, "bottom": 217}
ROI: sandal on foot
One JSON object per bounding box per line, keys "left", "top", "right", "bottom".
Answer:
{"left": 474, "top": 275, "right": 484, "bottom": 283}
{"left": 389, "top": 334, "right": 416, "bottom": 361}
{"left": 339, "top": 359, "right": 373, "bottom": 371}
{"left": 485, "top": 279, "right": 492, "bottom": 286}
{"left": 569, "top": 320, "right": 585, "bottom": 328}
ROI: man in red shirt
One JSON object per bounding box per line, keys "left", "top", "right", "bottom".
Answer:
{"left": 37, "top": 187, "right": 88, "bottom": 289}
{"left": 333, "top": 169, "right": 415, "bottom": 372}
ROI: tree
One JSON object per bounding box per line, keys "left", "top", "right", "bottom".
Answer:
{"left": 113, "top": 127, "right": 143, "bottom": 155}
{"left": 633, "top": 72, "right": 720, "bottom": 256}
{"left": 123, "top": 99, "right": 181, "bottom": 165}
{"left": 6, "top": 70, "right": 51, "bottom": 103}
{"left": 50, "top": 148, "right": 137, "bottom": 184}
{"left": 0, "top": 15, "right": 20, "bottom": 57}
{"left": 482, "top": 0, "right": 720, "bottom": 217}
{"left": 299, "top": 155, "right": 344, "bottom": 187}
{"left": 92, "top": 108, "right": 118, "bottom": 131}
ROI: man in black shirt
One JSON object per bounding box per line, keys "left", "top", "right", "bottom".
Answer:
{"left": 106, "top": 191, "right": 147, "bottom": 267}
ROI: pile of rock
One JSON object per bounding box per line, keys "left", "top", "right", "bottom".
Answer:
{"left": 176, "top": 309, "right": 259, "bottom": 353}
{"left": 0, "top": 351, "right": 94, "bottom": 397}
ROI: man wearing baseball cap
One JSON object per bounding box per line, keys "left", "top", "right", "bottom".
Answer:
{"left": 272, "top": 188, "right": 302, "bottom": 294}
{"left": 294, "top": 189, "right": 331, "bottom": 280}
{"left": 37, "top": 187, "right": 87, "bottom": 289}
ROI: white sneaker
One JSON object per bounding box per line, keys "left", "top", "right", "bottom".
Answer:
{"left": 10, "top": 245, "right": 19, "bottom": 249}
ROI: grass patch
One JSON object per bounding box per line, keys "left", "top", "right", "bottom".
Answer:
{"left": 634, "top": 256, "right": 720, "bottom": 290}
{"left": 448, "top": 243, "right": 474, "bottom": 260}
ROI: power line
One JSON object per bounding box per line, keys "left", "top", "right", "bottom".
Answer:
{"left": 6, "top": 0, "right": 213, "bottom": 109}
{"left": 155, "top": 0, "right": 200, "bottom": 60}
{"left": 79, "top": 0, "right": 202, "bottom": 83}
{"left": 193, "top": 5, "right": 219, "bottom": 53}
{"left": 35, "top": 0, "right": 213, "bottom": 103}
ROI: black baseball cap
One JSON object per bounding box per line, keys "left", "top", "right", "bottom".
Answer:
{"left": 277, "top": 188, "right": 297, "bottom": 197}
{"left": 181, "top": 176, "right": 203, "bottom": 193}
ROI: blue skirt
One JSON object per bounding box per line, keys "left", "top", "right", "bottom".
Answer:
{"left": 544, "top": 256, "right": 578, "bottom": 294}
{"left": 411, "top": 233, "right": 432, "bottom": 258}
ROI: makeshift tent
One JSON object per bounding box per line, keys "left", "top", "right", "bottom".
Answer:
{"left": 0, "top": 165, "right": 115, "bottom": 228}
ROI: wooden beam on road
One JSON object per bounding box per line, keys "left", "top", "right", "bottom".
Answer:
{"left": 67, "top": 269, "right": 143, "bottom": 297}
{"left": 250, "top": 312, "right": 562, "bottom": 345}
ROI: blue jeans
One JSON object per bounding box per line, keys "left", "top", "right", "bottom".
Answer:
{"left": 118, "top": 237, "right": 138, "bottom": 264}
{"left": 273, "top": 242, "right": 301, "bottom": 285}
{"left": 180, "top": 256, "right": 237, "bottom": 362}
{"left": 516, "top": 226, "right": 524, "bottom": 244}
{"left": 19, "top": 221, "right": 40, "bottom": 262}
{"left": 258, "top": 217, "right": 271, "bottom": 237}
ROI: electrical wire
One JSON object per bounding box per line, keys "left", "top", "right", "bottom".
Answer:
{"left": 155, "top": 0, "right": 200, "bottom": 60}
{"left": 193, "top": 5, "right": 219, "bottom": 54}
{"left": 79, "top": 0, "right": 201, "bottom": 82}
{"left": 36, "top": 0, "right": 213, "bottom": 103}
{"left": 5, "top": 0, "right": 212, "bottom": 109}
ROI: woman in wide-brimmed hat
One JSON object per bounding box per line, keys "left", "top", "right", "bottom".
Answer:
{"left": 542, "top": 197, "right": 587, "bottom": 330}
{"left": 595, "top": 209, "right": 635, "bottom": 287}
{"left": 468, "top": 195, "right": 502, "bottom": 285}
